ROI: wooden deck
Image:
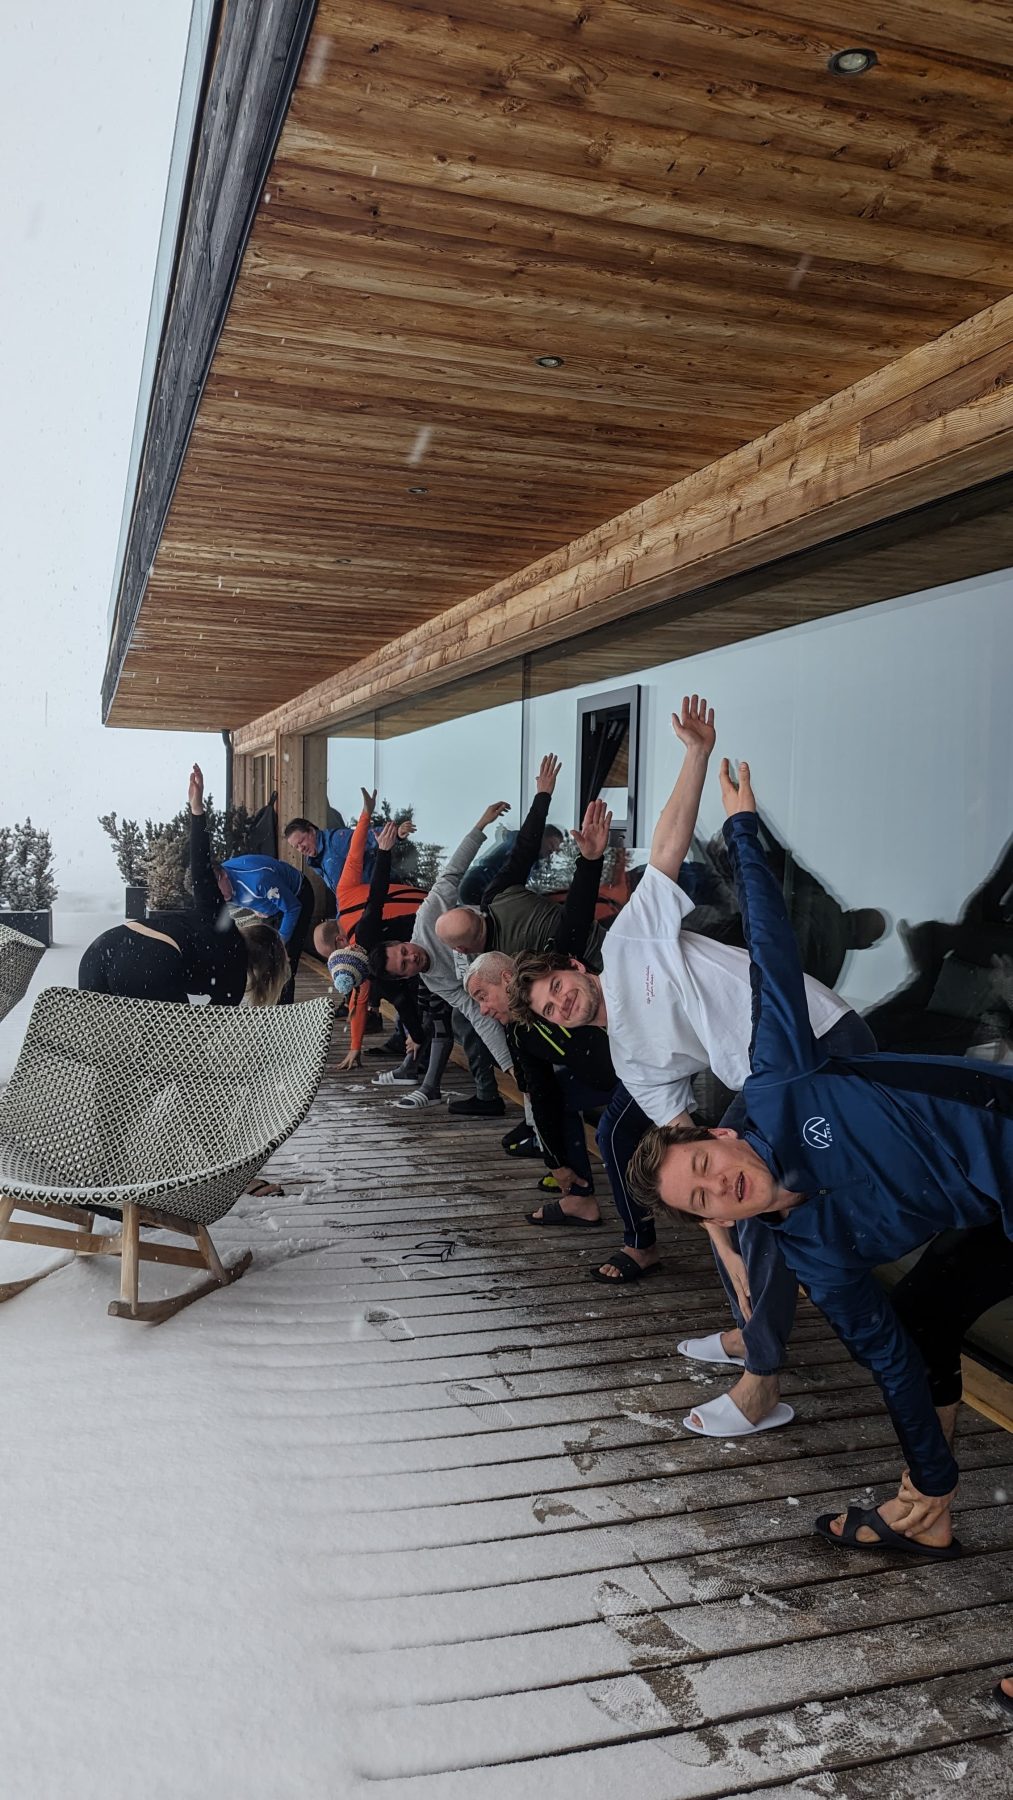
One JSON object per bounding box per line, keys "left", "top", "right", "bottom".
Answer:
{"left": 258, "top": 992, "right": 1013, "bottom": 1798}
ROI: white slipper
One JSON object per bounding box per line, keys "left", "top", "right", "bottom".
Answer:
{"left": 372, "top": 1070, "right": 418, "bottom": 1087}
{"left": 682, "top": 1393, "right": 795, "bottom": 1437}
{"left": 392, "top": 1090, "right": 442, "bottom": 1110}
{"left": 678, "top": 1332, "right": 746, "bottom": 1368}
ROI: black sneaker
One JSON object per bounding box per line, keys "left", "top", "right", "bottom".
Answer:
{"left": 366, "top": 1037, "right": 404, "bottom": 1058}
{"left": 448, "top": 1094, "right": 506, "bottom": 1118}
{"left": 363, "top": 1010, "right": 385, "bottom": 1036}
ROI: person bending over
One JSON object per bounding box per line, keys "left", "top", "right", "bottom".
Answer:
{"left": 515, "top": 698, "right": 874, "bottom": 1441}
{"left": 374, "top": 802, "right": 517, "bottom": 1113}
{"left": 80, "top": 764, "right": 289, "bottom": 1008}
{"left": 284, "top": 810, "right": 379, "bottom": 893}
{"left": 435, "top": 756, "right": 608, "bottom": 974}
{"left": 628, "top": 754, "right": 1013, "bottom": 1560}
{"left": 315, "top": 818, "right": 429, "bottom": 1071}
{"left": 458, "top": 819, "right": 565, "bottom": 906}
{"left": 215, "top": 850, "right": 315, "bottom": 1004}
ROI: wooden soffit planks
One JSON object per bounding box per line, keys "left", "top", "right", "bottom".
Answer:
{"left": 106, "top": 0, "right": 1013, "bottom": 731}
{"left": 232, "top": 292, "right": 1013, "bottom": 751}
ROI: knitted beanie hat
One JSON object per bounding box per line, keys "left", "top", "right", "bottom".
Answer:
{"left": 327, "top": 943, "right": 371, "bottom": 999}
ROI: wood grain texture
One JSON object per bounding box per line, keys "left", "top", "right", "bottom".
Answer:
{"left": 107, "top": 0, "right": 1013, "bottom": 731}
{"left": 231, "top": 294, "right": 1013, "bottom": 748}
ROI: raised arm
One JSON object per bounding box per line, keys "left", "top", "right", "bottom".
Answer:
{"left": 482, "top": 756, "right": 559, "bottom": 903}
{"left": 416, "top": 802, "right": 510, "bottom": 928}
{"left": 187, "top": 763, "right": 223, "bottom": 924}
{"left": 270, "top": 865, "right": 304, "bottom": 943}
{"left": 353, "top": 819, "right": 397, "bottom": 949}
{"left": 336, "top": 790, "right": 377, "bottom": 907}
{"left": 720, "top": 760, "right": 818, "bottom": 1079}
{"left": 649, "top": 696, "right": 715, "bottom": 879}
{"left": 555, "top": 798, "right": 609, "bottom": 957}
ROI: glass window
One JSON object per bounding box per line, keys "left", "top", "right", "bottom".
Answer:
{"left": 375, "top": 663, "right": 525, "bottom": 883}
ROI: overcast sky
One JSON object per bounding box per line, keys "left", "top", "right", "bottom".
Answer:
{"left": 0, "top": 2, "right": 224, "bottom": 907}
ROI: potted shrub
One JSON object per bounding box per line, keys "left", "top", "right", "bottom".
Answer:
{"left": 99, "top": 813, "right": 149, "bottom": 918}
{"left": 0, "top": 819, "right": 58, "bottom": 946}
{"left": 140, "top": 797, "right": 256, "bottom": 912}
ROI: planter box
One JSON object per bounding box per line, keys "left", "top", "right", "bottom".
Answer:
{"left": 0, "top": 908, "right": 52, "bottom": 947}
{"left": 125, "top": 885, "right": 148, "bottom": 921}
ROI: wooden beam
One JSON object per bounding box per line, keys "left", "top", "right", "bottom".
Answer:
{"left": 234, "top": 295, "right": 1013, "bottom": 751}
{"left": 102, "top": 0, "right": 319, "bottom": 726}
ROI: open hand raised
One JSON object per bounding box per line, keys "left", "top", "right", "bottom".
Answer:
{"left": 572, "top": 798, "right": 612, "bottom": 861}
{"left": 188, "top": 763, "right": 205, "bottom": 815}
{"left": 535, "top": 754, "right": 562, "bottom": 796}
{"left": 477, "top": 801, "right": 511, "bottom": 831}
{"left": 718, "top": 756, "right": 756, "bottom": 817}
{"left": 673, "top": 694, "right": 715, "bottom": 757}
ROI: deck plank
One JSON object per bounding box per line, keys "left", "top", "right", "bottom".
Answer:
{"left": 259, "top": 995, "right": 1013, "bottom": 1793}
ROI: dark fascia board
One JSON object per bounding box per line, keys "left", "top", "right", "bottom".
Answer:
{"left": 101, "top": 0, "right": 319, "bottom": 725}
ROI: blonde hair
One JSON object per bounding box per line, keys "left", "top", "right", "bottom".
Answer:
{"left": 238, "top": 921, "right": 290, "bottom": 1006}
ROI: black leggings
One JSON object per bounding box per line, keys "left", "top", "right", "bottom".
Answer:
{"left": 78, "top": 926, "right": 189, "bottom": 1004}
{"left": 890, "top": 1220, "right": 1013, "bottom": 1407}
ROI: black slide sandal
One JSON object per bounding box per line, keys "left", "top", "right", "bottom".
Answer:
{"left": 524, "top": 1199, "right": 602, "bottom": 1228}
{"left": 814, "top": 1506, "right": 962, "bottom": 1560}
{"left": 590, "top": 1249, "right": 663, "bottom": 1285}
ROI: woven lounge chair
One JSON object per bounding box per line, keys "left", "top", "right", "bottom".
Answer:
{"left": 0, "top": 923, "right": 46, "bottom": 1026}
{"left": 0, "top": 986, "right": 332, "bottom": 1322}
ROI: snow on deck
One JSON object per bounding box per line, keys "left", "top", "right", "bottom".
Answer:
{"left": 1, "top": 955, "right": 1011, "bottom": 1798}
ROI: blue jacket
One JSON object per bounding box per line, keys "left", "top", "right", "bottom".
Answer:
{"left": 221, "top": 855, "right": 304, "bottom": 943}
{"left": 725, "top": 811, "right": 1013, "bottom": 1497}
{"left": 309, "top": 826, "right": 377, "bottom": 892}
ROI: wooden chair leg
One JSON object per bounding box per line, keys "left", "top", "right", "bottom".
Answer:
{"left": 119, "top": 1203, "right": 139, "bottom": 1317}
{"left": 197, "top": 1225, "right": 227, "bottom": 1283}
{"left": 0, "top": 1194, "right": 75, "bottom": 1303}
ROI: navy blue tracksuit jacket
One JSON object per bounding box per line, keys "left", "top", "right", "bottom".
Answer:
{"left": 221, "top": 855, "right": 305, "bottom": 942}
{"left": 725, "top": 811, "right": 1012, "bottom": 1496}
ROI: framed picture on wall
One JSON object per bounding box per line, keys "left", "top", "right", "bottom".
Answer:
{"left": 575, "top": 685, "right": 641, "bottom": 844}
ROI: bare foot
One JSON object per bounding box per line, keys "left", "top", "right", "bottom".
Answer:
{"left": 826, "top": 1495, "right": 954, "bottom": 1549}
{"left": 721, "top": 1328, "right": 745, "bottom": 1359}
{"left": 1001, "top": 1676, "right": 1013, "bottom": 1700}
{"left": 596, "top": 1244, "right": 660, "bottom": 1281}
{"left": 688, "top": 1371, "right": 780, "bottom": 1432}
{"left": 529, "top": 1193, "right": 601, "bottom": 1225}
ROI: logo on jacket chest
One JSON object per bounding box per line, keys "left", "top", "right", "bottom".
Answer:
{"left": 802, "top": 1115, "right": 833, "bottom": 1150}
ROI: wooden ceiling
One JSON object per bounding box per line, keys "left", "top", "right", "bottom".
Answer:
{"left": 107, "top": 0, "right": 1013, "bottom": 730}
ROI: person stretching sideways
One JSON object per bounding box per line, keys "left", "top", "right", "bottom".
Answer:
{"left": 374, "top": 802, "right": 516, "bottom": 1111}
{"left": 516, "top": 697, "right": 875, "bottom": 1440}
{"left": 627, "top": 754, "right": 1013, "bottom": 1560}
{"left": 435, "top": 756, "right": 607, "bottom": 974}
{"left": 284, "top": 812, "right": 379, "bottom": 893}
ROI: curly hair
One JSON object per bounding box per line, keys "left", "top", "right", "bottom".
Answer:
{"left": 626, "top": 1123, "right": 716, "bottom": 1211}
{"left": 506, "top": 948, "right": 576, "bottom": 1026}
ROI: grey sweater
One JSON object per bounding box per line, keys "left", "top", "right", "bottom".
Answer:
{"left": 411, "top": 824, "right": 511, "bottom": 1071}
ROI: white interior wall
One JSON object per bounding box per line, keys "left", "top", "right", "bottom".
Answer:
{"left": 524, "top": 567, "right": 1013, "bottom": 1009}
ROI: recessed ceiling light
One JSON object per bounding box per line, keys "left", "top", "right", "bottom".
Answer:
{"left": 828, "top": 47, "right": 877, "bottom": 75}
{"left": 535, "top": 355, "right": 565, "bottom": 369}
{"left": 407, "top": 485, "right": 428, "bottom": 495}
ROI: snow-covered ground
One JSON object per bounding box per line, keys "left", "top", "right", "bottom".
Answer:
{"left": 2, "top": 918, "right": 1011, "bottom": 1798}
